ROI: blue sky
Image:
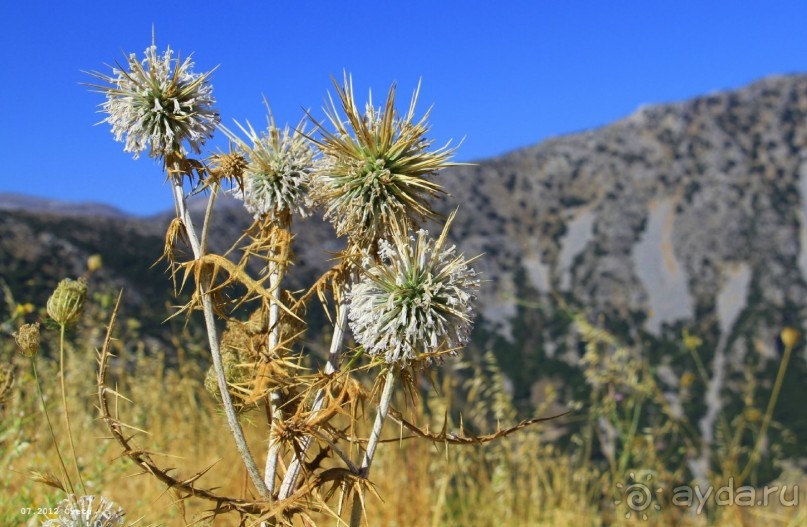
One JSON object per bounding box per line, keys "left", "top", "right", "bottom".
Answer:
{"left": 2, "top": 1, "right": 806, "bottom": 216}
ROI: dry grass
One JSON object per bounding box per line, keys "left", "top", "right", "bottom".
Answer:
{"left": 2, "top": 321, "right": 805, "bottom": 526}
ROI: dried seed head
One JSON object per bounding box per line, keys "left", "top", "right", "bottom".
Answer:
{"left": 205, "top": 322, "right": 259, "bottom": 413}
{"left": 47, "top": 278, "right": 88, "bottom": 326}
{"left": 0, "top": 364, "right": 14, "bottom": 403}
{"left": 14, "top": 322, "right": 40, "bottom": 357}
{"left": 204, "top": 356, "right": 254, "bottom": 413}
{"left": 210, "top": 150, "right": 248, "bottom": 184}
{"left": 42, "top": 494, "right": 125, "bottom": 527}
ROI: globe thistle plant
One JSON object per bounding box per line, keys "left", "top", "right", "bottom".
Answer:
{"left": 310, "top": 75, "right": 457, "bottom": 246}
{"left": 84, "top": 40, "right": 544, "bottom": 526}
{"left": 347, "top": 212, "right": 479, "bottom": 366}
{"left": 87, "top": 39, "right": 219, "bottom": 160}
{"left": 221, "top": 112, "right": 315, "bottom": 221}
{"left": 42, "top": 495, "right": 125, "bottom": 527}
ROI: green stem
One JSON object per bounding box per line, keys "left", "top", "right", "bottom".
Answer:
{"left": 617, "top": 391, "right": 644, "bottom": 477}
{"left": 59, "top": 323, "right": 86, "bottom": 494}
{"left": 738, "top": 342, "right": 794, "bottom": 484}
{"left": 31, "top": 357, "right": 74, "bottom": 495}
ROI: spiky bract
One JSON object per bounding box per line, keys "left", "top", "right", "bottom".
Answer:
{"left": 310, "top": 75, "right": 456, "bottom": 246}
{"left": 347, "top": 213, "right": 479, "bottom": 366}
{"left": 88, "top": 40, "right": 219, "bottom": 160}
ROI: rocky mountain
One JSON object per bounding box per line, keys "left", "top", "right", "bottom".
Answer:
{"left": 2, "top": 74, "right": 807, "bottom": 473}
{"left": 0, "top": 192, "right": 132, "bottom": 219}
{"left": 445, "top": 75, "right": 807, "bottom": 337}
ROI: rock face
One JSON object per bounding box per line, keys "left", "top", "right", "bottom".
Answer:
{"left": 438, "top": 75, "right": 807, "bottom": 345}
{"left": 2, "top": 74, "right": 807, "bottom": 466}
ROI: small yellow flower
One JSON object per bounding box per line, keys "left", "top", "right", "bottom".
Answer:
{"left": 680, "top": 371, "right": 696, "bottom": 389}
{"left": 682, "top": 329, "right": 702, "bottom": 351}
{"left": 14, "top": 303, "right": 35, "bottom": 317}
{"left": 87, "top": 254, "right": 103, "bottom": 273}
{"left": 744, "top": 407, "right": 762, "bottom": 423}
{"left": 780, "top": 327, "right": 799, "bottom": 349}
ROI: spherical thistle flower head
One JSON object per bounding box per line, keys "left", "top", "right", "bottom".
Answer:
{"left": 221, "top": 110, "right": 315, "bottom": 221}
{"left": 42, "top": 494, "right": 125, "bottom": 527}
{"left": 310, "top": 74, "right": 457, "bottom": 247}
{"left": 347, "top": 211, "right": 479, "bottom": 366}
{"left": 47, "top": 278, "right": 87, "bottom": 326}
{"left": 87, "top": 36, "right": 219, "bottom": 160}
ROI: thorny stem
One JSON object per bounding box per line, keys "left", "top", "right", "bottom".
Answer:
{"left": 169, "top": 173, "right": 271, "bottom": 499}
{"left": 349, "top": 367, "right": 397, "bottom": 527}
{"left": 278, "top": 297, "right": 348, "bottom": 499}
{"left": 262, "top": 213, "right": 293, "bottom": 497}
{"left": 58, "top": 323, "right": 86, "bottom": 494}
{"left": 31, "top": 357, "right": 75, "bottom": 495}
{"left": 264, "top": 264, "right": 283, "bottom": 495}
{"left": 200, "top": 183, "right": 218, "bottom": 256}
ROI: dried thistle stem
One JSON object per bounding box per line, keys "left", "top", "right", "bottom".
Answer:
{"left": 349, "top": 367, "right": 397, "bottom": 527}
{"left": 169, "top": 173, "right": 271, "bottom": 499}
{"left": 264, "top": 265, "right": 283, "bottom": 495}
{"left": 277, "top": 297, "right": 347, "bottom": 499}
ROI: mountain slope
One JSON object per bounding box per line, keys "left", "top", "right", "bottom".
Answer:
{"left": 440, "top": 74, "right": 807, "bottom": 342}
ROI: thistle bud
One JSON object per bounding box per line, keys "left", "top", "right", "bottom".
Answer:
{"left": 211, "top": 151, "right": 247, "bottom": 185}
{"left": 47, "top": 278, "right": 88, "bottom": 326}
{"left": 13, "top": 322, "right": 41, "bottom": 357}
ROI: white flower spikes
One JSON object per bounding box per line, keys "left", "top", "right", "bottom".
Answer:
{"left": 89, "top": 41, "right": 219, "bottom": 160}
{"left": 347, "top": 212, "right": 479, "bottom": 366}
{"left": 222, "top": 116, "right": 315, "bottom": 221}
